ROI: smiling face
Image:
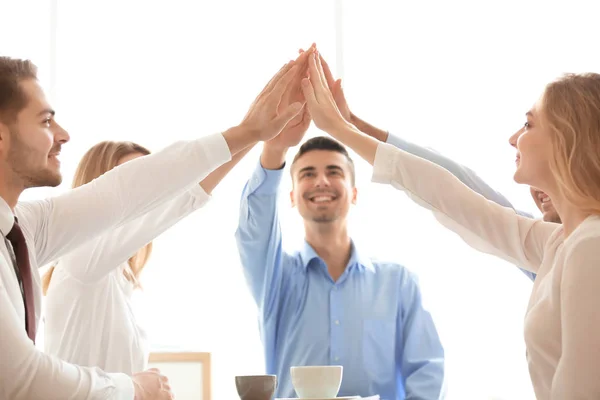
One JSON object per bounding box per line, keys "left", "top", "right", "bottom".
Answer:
{"left": 529, "top": 186, "right": 560, "bottom": 223}
{"left": 508, "top": 104, "right": 554, "bottom": 192}
{"left": 290, "top": 149, "right": 357, "bottom": 225}
{"left": 0, "top": 78, "right": 69, "bottom": 189}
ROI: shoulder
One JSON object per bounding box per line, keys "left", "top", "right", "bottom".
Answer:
{"left": 560, "top": 216, "right": 600, "bottom": 285}
{"left": 369, "top": 258, "right": 419, "bottom": 284}
{"left": 564, "top": 216, "right": 600, "bottom": 257}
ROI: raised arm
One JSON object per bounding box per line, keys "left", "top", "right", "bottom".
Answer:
{"left": 0, "top": 57, "right": 308, "bottom": 399}
{"left": 235, "top": 156, "right": 286, "bottom": 318}
{"left": 314, "top": 49, "right": 531, "bottom": 215}
{"left": 235, "top": 47, "right": 313, "bottom": 317}
{"left": 301, "top": 51, "right": 557, "bottom": 272}
{"left": 551, "top": 234, "right": 600, "bottom": 398}
{"left": 313, "top": 51, "right": 539, "bottom": 281}
{"left": 17, "top": 133, "right": 231, "bottom": 268}
{"left": 235, "top": 85, "right": 312, "bottom": 318}
{"left": 57, "top": 146, "right": 255, "bottom": 283}
{"left": 397, "top": 270, "right": 446, "bottom": 399}
{"left": 17, "top": 57, "right": 307, "bottom": 268}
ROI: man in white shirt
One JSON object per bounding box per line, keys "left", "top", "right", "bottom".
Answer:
{"left": 0, "top": 51, "right": 308, "bottom": 400}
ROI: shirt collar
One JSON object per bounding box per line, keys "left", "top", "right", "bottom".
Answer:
{"left": 299, "top": 239, "right": 374, "bottom": 272}
{"left": 0, "top": 196, "right": 15, "bottom": 237}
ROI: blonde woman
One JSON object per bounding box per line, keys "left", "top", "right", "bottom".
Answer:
{"left": 302, "top": 51, "right": 600, "bottom": 399}
{"left": 42, "top": 139, "right": 250, "bottom": 374}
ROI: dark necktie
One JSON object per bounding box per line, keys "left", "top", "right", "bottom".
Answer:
{"left": 6, "top": 217, "right": 36, "bottom": 343}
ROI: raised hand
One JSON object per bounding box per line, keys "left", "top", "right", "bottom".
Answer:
{"left": 265, "top": 45, "right": 316, "bottom": 150}
{"left": 132, "top": 368, "right": 174, "bottom": 399}
{"left": 240, "top": 61, "right": 305, "bottom": 142}
{"left": 317, "top": 53, "right": 352, "bottom": 122}
{"left": 300, "top": 51, "right": 350, "bottom": 134}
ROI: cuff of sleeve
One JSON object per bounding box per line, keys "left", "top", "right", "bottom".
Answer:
{"left": 188, "top": 184, "right": 211, "bottom": 207}
{"left": 247, "top": 159, "right": 285, "bottom": 195}
{"left": 198, "top": 132, "right": 233, "bottom": 168}
{"left": 372, "top": 142, "right": 398, "bottom": 185}
{"left": 108, "top": 372, "right": 135, "bottom": 400}
{"left": 385, "top": 131, "right": 404, "bottom": 147}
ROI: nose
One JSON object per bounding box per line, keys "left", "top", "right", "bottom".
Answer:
{"left": 315, "top": 173, "right": 330, "bottom": 187}
{"left": 508, "top": 128, "right": 522, "bottom": 148}
{"left": 53, "top": 120, "right": 70, "bottom": 144}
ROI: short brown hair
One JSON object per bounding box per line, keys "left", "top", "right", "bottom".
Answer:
{"left": 0, "top": 57, "right": 38, "bottom": 123}
{"left": 291, "top": 136, "right": 356, "bottom": 185}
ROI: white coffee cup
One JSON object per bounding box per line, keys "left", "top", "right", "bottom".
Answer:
{"left": 290, "top": 365, "right": 343, "bottom": 399}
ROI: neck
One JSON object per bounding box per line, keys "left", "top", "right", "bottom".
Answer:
{"left": 0, "top": 170, "right": 24, "bottom": 210}
{"left": 304, "top": 220, "right": 352, "bottom": 281}
{"left": 549, "top": 192, "right": 590, "bottom": 237}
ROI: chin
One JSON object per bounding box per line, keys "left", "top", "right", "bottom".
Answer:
{"left": 26, "top": 171, "right": 63, "bottom": 188}
{"left": 513, "top": 170, "right": 526, "bottom": 184}
{"left": 542, "top": 212, "right": 561, "bottom": 224}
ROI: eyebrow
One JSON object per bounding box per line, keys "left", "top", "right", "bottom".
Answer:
{"left": 298, "top": 166, "right": 315, "bottom": 175}
{"left": 297, "top": 165, "right": 344, "bottom": 174}
{"left": 37, "top": 108, "right": 56, "bottom": 117}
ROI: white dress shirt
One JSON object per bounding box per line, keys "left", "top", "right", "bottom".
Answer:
{"left": 0, "top": 132, "right": 231, "bottom": 400}
{"left": 372, "top": 142, "right": 600, "bottom": 399}
{"left": 44, "top": 184, "right": 211, "bottom": 374}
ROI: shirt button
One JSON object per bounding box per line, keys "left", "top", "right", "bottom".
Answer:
{"left": 335, "top": 320, "right": 340, "bottom": 325}
{"left": 334, "top": 356, "right": 339, "bottom": 361}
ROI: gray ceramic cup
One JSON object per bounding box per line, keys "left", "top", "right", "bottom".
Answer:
{"left": 235, "top": 375, "right": 278, "bottom": 400}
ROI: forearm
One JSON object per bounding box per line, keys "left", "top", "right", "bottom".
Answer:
{"left": 222, "top": 125, "right": 260, "bottom": 156}
{"left": 201, "top": 142, "right": 257, "bottom": 194}
{"left": 260, "top": 143, "right": 289, "bottom": 170}
{"left": 329, "top": 122, "right": 380, "bottom": 165}
{"left": 351, "top": 115, "right": 521, "bottom": 212}
{"left": 350, "top": 113, "right": 389, "bottom": 142}
{"left": 371, "top": 140, "right": 553, "bottom": 271}
{"left": 19, "top": 132, "right": 232, "bottom": 267}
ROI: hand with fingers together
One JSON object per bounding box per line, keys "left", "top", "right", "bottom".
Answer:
{"left": 300, "top": 51, "right": 352, "bottom": 134}
{"left": 133, "top": 368, "right": 175, "bottom": 400}
{"left": 266, "top": 44, "right": 317, "bottom": 150}
{"left": 240, "top": 59, "right": 306, "bottom": 143}
{"left": 315, "top": 51, "right": 353, "bottom": 122}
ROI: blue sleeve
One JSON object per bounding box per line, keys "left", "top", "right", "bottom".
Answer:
{"left": 398, "top": 270, "right": 446, "bottom": 399}
{"left": 386, "top": 134, "right": 528, "bottom": 212}
{"left": 234, "top": 159, "right": 286, "bottom": 319}
{"left": 387, "top": 134, "right": 536, "bottom": 281}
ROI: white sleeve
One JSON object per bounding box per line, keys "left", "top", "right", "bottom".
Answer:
{"left": 371, "top": 142, "right": 558, "bottom": 273}
{"left": 16, "top": 132, "right": 231, "bottom": 268}
{"left": 61, "top": 185, "right": 211, "bottom": 282}
{"left": 0, "top": 278, "right": 135, "bottom": 399}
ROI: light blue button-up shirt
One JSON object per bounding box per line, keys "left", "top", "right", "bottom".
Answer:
{"left": 235, "top": 161, "right": 445, "bottom": 400}
{"left": 385, "top": 134, "right": 537, "bottom": 281}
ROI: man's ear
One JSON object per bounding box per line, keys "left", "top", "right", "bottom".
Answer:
{"left": 290, "top": 189, "right": 296, "bottom": 208}
{"left": 351, "top": 186, "right": 357, "bottom": 205}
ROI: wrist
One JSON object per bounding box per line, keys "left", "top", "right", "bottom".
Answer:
{"left": 261, "top": 144, "right": 288, "bottom": 170}
{"left": 349, "top": 112, "right": 358, "bottom": 125}
{"left": 329, "top": 119, "right": 359, "bottom": 138}
{"left": 222, "top": 125, "right": 260, "bottom": 156}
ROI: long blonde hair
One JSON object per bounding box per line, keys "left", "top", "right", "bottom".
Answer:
{"left": 539, "top": 73, "right": 600, "bottom": 215}
{"left": 42, "top": 141, "right": 153, "bottom": 295}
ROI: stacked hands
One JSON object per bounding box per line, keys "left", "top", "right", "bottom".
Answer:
{"left": 241, "top": 43, "right": 358, "bottom": 150}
